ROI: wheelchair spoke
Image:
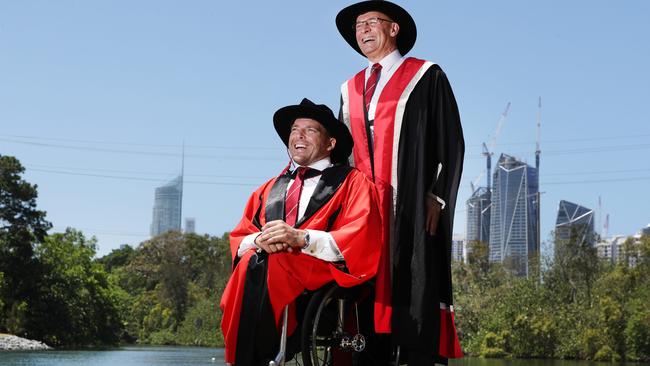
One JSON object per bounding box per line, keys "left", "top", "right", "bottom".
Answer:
{"left": 312, "top": 345, "right": 333, "bottom": 366}
{"left": 302, "top": 284, "right": 374, "bottom": 366}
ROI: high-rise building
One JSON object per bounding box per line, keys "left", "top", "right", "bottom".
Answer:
{"left": 185, "top": 217, "right": 196, "bottom": 234}
{"left": 488, "top": 154, "right": 539, "bottom": 276}
{"left": 150, "top": 175, "right": 183, "bottom": 237}
{"left": 597, "top": 235, "right": 636, "bottom": 266}
{"left": 555, "top": 200, "right": 595, "bottom": 248}
{"left": 466, "top": 187, "right": 491, "bottom": 245}
{"left": 451, "top": 234, "right": 465, "bottom": 263}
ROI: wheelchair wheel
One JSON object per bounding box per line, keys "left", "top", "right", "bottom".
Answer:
{"left": 300, "top": 283, "right": 371, "bottom": 366}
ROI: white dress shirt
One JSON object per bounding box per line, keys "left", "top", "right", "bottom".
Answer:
{"left": 365, "top": 49, "right": 404, "bottom": 121}
{"left": 237, "top": 157, "right": 345, "bottom": 261}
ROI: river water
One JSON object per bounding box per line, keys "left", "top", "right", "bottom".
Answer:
{"left": 1, "top": 346, "right": 224, "bottom": 366}
{"left": 0, "top": 347, "right": 643, "bottom": 366}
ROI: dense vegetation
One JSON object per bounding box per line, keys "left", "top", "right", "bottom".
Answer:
{"left": 0, "top": 154, "right": 232, "bottom": 347}
{"left": 97, "top": 230, "right": 231, "bottom": 347}
{"left": 2, "top": 153, "right": 649, "bottom": 361}
{"left": 454, "top": 236, "right": 650, "bottom": 362}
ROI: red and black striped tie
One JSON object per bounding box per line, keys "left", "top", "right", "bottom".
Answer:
{"left": 364, "top": 63, "right": 382, "bottom": 112}
{"left": 284, "top": 167, "right": 308, "bottom": 227}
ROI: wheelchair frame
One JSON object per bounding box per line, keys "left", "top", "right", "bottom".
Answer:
{"left": 269, "top": 282, "right": 376, "bottom": 366}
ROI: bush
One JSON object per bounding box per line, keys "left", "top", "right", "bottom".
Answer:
{"left": 480, "top": 331, "right": 508, "bottom": 358}
{"left": 594, "top": 345, "right": 621, "bottom": 362}
{"left": 176, "top": 295, "right": 223, "bottom": 347}
{"left": 625, "top": 306, "right": 650, "bottom": 361}
{"left": 149, "top": 329, "right": 177, "bottom": 345}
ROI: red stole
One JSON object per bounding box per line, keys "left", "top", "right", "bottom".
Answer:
{"left": 344, "top": 57, "right": 427, "bottom": 334}
{"left": 341, "top": 57, "right": 463, "bottom": 358}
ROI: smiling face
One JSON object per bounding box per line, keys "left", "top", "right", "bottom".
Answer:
{"left": 355, "top": 11, "right": 399, "bottom": 62}
{"left": 288, "top": 118, "right": 336, "bottom": 166}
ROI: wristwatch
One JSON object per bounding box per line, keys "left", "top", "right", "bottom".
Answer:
{"left": 303, "top": 231, "right": 311, "bottom": 249}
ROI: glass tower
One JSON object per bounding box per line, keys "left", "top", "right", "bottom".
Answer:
{"left": 150, "top": 175, "right": 183, "bottom": 237}
{"left": 466, "top": 186, "right": 492, "bottom": 246}
{"left": 488, "top": 154, "right": 539, "bottom": 276}
{"left": 555, "top": 200, "right": 595, "bottom": 247}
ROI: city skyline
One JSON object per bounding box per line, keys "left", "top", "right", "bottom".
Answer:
{"left": 1, "top": 1, "right": 649, "bottom": 256}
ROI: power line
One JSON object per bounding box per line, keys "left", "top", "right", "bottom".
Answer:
{"left": 25, "top": 163, "right": 268, "bottom": 180}
{"left": 26, "top": 162, "right": 649, "bottom": 183}
{"left": 51, "top": 226, "right": 149, "bottom": 238}
{"left": 463, "top": 143, "right": 650, "bottom": 159}
{"left": 28, "top": 168, "right": 260, "bottom": 187}
{"left": 543, "top": 168, "right": 650, "bottom": 176}
{"left": 542, "top": 176, "right": 650, "bottom": 185}
{"left": 6, "top": 132, "right": 650, "bottom": 149}
{"left": 459, "top": 167, "right": 650, "bottom": 183}
{"left": 0, "top": 134, "right": 277, "bottom": 150}
{"left": 29, "top": 166, "right": 650, "bottom": 188}
{"left": 7, "top": 135, "right": 648, "bottom": 161}
{"left": 466, "top": 132, "right": 650, "bottom": 148}
{"left": 5, "top": 132, "right": 650, "bottom": 156}
{"left": 1, "top": 137, "right": 285, "bottom": 161}
{"left": 543, "top": 143, "right": 650, "bottom": 155}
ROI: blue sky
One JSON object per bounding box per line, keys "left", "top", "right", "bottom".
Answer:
{"left": 1, "top": 1, "right": 649, "bottom": 256}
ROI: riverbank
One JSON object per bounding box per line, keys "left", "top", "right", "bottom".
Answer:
{"left": 0, "top": 334, "right": 52, "bottom": 351}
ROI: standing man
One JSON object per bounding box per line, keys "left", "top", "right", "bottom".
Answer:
{"left": 336, "top": 1, "right": 465, "bottom": 364}
{"left": 220, "top": 98, "right": 382, "bottom": 365}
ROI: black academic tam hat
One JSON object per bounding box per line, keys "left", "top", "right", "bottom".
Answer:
{"left": 336, "top": 0, "right": 417, "bottom": 57}
{"left": 273, "top": 98, "right": 353, "bottom": 164}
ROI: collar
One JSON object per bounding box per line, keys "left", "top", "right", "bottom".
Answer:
{"left": 367, "top": 49, "right": 403, "bottom": 73}
{"left": 290, "top": 157, "right": 332, "bottom": 173}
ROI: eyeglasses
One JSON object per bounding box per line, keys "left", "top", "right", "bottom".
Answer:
{"left": 354, "top": 17, "right": 393, "bottom": 30}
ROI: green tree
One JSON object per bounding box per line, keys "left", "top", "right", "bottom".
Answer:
{"left": 0, "top": 155, "right": 51, "bottom": 334}
{"left": 31, "top": 229, "right": 123, "bottom": 346}
{"left": 0, "top": 272, "right": 4, "bottom": 318}
{"left": 545, "top": 229, "right": 600, "bottom": 304}
{"left": 623, "top": 235, "right": 650, "bottom": 360}
{"left": 97, "top": 244, "right": 135, "bottom": 272}
{"left": 453, "top": 240, "right": 509, "bottom": 354}
{"left": 130, "top": 231, "right": 192, "bottom": 329}
{"left": 625, "top": 299, "right": 650, "bottom": 361}
{"left": 176, "top": 286, "right": 223, "bottom": 347}
{"left": 123, "top": 231, "right": 230, "bottom": 343}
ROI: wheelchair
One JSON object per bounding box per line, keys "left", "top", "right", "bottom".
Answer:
{"left": 269, "top": 281, "right": 389, "bottom": 366}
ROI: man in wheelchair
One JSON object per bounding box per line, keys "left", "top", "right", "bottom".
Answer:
{"left": 220, "top": 98, "right": 383, "bottom": 365}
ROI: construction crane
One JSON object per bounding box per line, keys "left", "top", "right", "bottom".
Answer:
{"left": 471, "top": 102, "right": 511, "bottom": 192}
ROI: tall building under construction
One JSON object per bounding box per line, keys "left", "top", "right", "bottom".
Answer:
{"left": 488, "top": 154, "right": 539, "bottom": 276}
{"left": 466, "top": 187, "right": 491, "bottom": 245}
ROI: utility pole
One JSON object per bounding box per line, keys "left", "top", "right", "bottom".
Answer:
{"left": 536, "top": 191, "right": 541, "bottom": 255}
{"left": 535, "top": 98, "right": 542, "bottom": 267}
{"left": 179, "top": 140, "right": 185, "bottom": 231}
{"left": 598, "top": 196, "right": 603, "bottom": 237}
{"left": 536, "top": 97, "right": 541, "bottom": 174}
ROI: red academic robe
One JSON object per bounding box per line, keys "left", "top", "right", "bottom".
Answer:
{"left": 340, "top": 57, "right": 465, "bottom": 360}
{"left": 220, "top": 165, "right": 382, "bottom": 365}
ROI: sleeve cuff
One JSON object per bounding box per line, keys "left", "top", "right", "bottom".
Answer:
{"left": 237, "top": 232, "right": 260, "bottom": 257}
{"left": 301, "top": 229, "right": 344, "bottom": 262}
